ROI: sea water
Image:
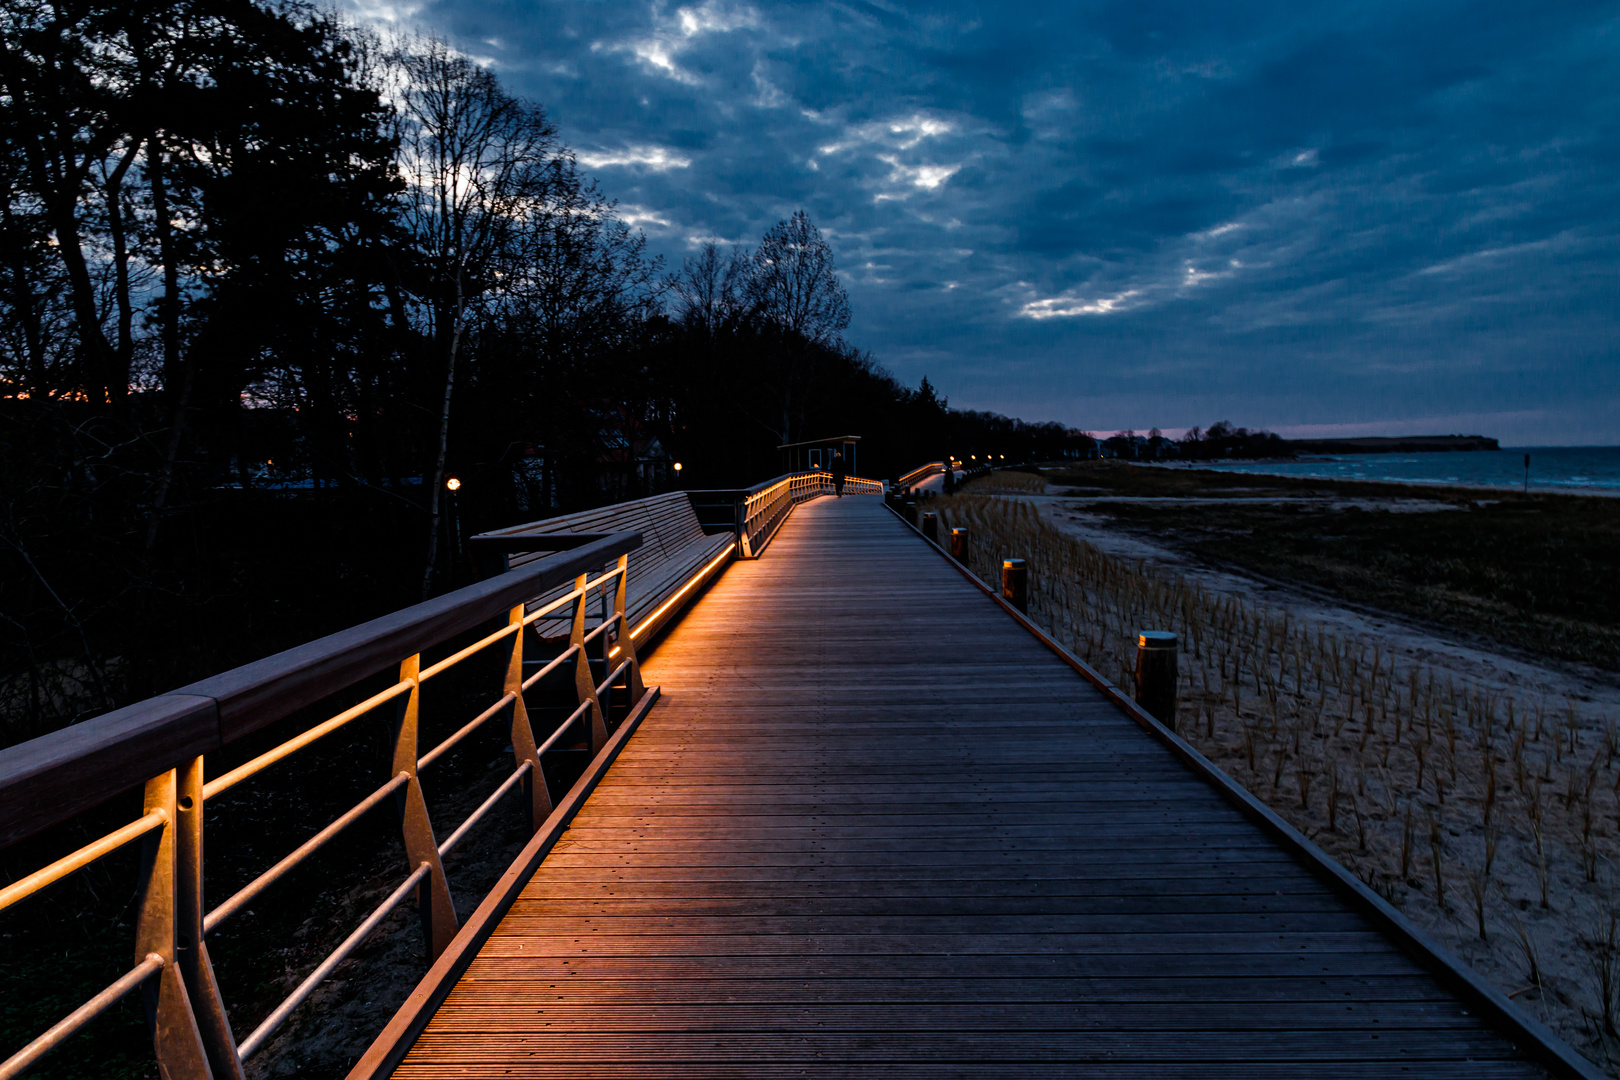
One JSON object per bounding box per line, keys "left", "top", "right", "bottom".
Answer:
{"left": 1199, "top": 446, "right": 1620, "bottom": 494}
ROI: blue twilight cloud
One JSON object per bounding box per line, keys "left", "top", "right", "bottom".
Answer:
{"left": 353, "top": 0, "right": 1620, "bottom": 444}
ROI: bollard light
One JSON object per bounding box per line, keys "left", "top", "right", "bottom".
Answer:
{"left": 949, "top": 527, "right": 969, "bottom": 561}
{"left": 1135, "top": 631, "right": 1179, "bottom": 729}
{"left": 1001, "top": 558, "right": 1027, "bottom": 613}
{"left": 920, "top": 512, "right": 938, "bottom": 543}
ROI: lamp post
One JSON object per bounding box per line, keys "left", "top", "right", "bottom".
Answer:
{"left": 445, "top": 476, "right": 463, "bottom": 559}
{"left": 673, "top": 461, "right": 683, "bottom": 489}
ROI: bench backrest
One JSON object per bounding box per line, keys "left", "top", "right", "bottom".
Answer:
{"left": 484, "top": 492, "right": 707, "bottom": 571}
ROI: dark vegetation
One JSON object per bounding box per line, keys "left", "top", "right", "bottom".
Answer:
{"left": 1051, "top": 462, "right": 1620, "bottom": 671}
{"left": 1178, "top": 420, "right": 1293, "bottom": 460}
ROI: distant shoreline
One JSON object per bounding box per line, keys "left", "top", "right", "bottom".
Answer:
{"left": 1165, "top": 444, "right": 1620, "bottom": 496}
{"left": 1283, "top": 434, "right": 1499, "bottom": 454}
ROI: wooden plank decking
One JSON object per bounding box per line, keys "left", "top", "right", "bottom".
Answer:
{"left": 396, "top": 495, "right": 1549, "bottom": 1077}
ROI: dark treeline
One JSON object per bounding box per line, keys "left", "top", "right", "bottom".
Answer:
{"left": 1178, "top": 420, "right": 1292, "bottom": 460}
{"left": 0, "top": 1, "right": 1079, "bottom": 740}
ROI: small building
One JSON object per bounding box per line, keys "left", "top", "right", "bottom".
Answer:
{"left": 777, "top": 435, "right": 861, "bottom": 476}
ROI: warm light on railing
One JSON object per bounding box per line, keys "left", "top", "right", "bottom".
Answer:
{"left": 0, "top": 532, "right": 648, "bottom": 1080}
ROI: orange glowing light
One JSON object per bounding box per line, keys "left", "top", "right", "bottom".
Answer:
{"left": 630, "top": 546, "right": 734, "bottom": 640}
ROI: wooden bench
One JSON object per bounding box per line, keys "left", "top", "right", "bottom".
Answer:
{"left": 471, "top": 492, "right": 735, "bottom": 645}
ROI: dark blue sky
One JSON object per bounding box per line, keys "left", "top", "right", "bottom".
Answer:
{"left": 356, "top": 0, "right": 1620, "bottom": 444}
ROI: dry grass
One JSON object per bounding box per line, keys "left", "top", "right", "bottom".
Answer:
{"left": 957, "top": 469, "right": 1047, "bottom": 495}
{"left": 933, "top": 493, "right": 1620, "bottom": 1071}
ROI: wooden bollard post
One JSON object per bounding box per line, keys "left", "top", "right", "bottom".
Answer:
{"left": 921, "top": 512, "right": 938, "bottom": 543}
{"left": 1001, "top": 558, "right": 1027, "bottom": 612}
{"left": 949, "top": 527, "right": 969, "bottom": 561}
{"left": 1134, "top": 631, "right": 1178, "bottom": 729}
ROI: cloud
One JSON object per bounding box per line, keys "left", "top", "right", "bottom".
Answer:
{"left": 574, "top": 145, "right": 693, "bottom": 171}
{"left": 875, "top": 156, "right": 962, "bottom": 192}
{"left": 1019, "top": 288, "right": 1144, "bottom": 319}
{"left": 617, "top": 205, "right": 674, "bottom": 229}
{"left": 602, "top": 1, "right": 762, "bottom": 86}
{"left": 389, "top": 0, "right": 1620, "bottom": 442}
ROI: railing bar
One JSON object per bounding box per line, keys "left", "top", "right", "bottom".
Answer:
{"left": 203, "top": 679, "right": 413, "bottom": 800}
{"left": 536, "top": 699, "right": 594, "bottom": 757}
{"left": 0, "top": 954, "right": 164, "bottom": 1080}
{"left": 0, "top": 810, "right": 167, "bottom": 916}
{"left": 203, "top": 772, "right": 411, "bottom": 936}
{"left": 594, "top": 658, "right": 633, "bottom": 701}
{"left": 521, "top": 645, "right": 580, "bottom": 692}
{"left": 436, "top": 762, "right": 532, "bottom": 859}
{"left": 419, "top": 693, "right": 517, "bottom": 771}
{"left": 237, "top": 862, "right": 432, "bottom": 1061}
{"left": 522, "top": 587, "right": 583, "bottom": 624}
{"left": 520, "top": 567, "right": 625, "bottom": 628}
{"left": 418, "top": 621, "right": 520, "bottom": 683}
{"left": 580, "top": 620, "right": 612, "bottom": 647}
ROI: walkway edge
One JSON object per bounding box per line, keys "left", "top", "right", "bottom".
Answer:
{"left": 887, "top": 502, "right": 1604, "bottom": 1080}
{"left": 344, "top": 685, "right": 662, "bottom": 1080}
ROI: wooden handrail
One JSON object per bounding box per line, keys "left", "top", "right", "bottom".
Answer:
{"left": 896, "top": 461, "right": 945, "bottom": 488}
{"left": 0, "top": 531, "right": 641, "bottom": 850}
{"left": 736, "top": 470, "right": 881, "bottom": 558}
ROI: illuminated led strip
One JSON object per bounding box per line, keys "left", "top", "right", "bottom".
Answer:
{"left": 630, "top": 545, "right": 735, "bottom": 640}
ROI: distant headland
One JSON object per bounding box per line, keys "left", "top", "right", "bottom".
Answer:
{"left": 1284, "top": 435, "right": 1500, "bottom": 455}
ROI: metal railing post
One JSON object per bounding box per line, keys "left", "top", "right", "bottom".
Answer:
{"left": 392, "top": 655, "right": 459, "bottom": 959}
{"left": 175, "top": 757, "right": 244, "bottom": 1079}
{"left": 613, "top": 553, "right": 645, "bottom": 704}
{"left": 505, "top": 606, "right": 551, "bottom": 829}
{"left": 135, "top": 769, "right": 214, "bottom": 1080}
{"left": 570, "top": 574, "right": 609, "bottom": 750}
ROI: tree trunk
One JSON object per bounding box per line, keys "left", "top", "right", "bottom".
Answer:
{"left": 103, "top": 139, "right": 142, "bottom": 392}
{"left": 147, "top": 137, "right": 182, "bottom": 392}
{"left": 420, "top": 291, "right": 467, "bottom": 598}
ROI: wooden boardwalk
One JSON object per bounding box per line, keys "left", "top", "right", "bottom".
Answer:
{"left": 397, "top": 495, "right": 1549, "bottom": 1078}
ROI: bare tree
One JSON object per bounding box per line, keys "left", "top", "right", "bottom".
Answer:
{"left": 389, "top": 35, "right": 558, "bottom": 595}
{"left": 672, "top": 241, "right": 749, "bottom": 340}
{"left": 745, "top": 210, "right": 849, "bottom": 444}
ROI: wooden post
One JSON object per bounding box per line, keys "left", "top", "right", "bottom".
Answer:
{"left": 920, "top": 512, "right": 938, "bottom": 544}
{"left": 570, "top": 574, "right": 609, "bottom": 750}
{"left": 505, "top": 605, "right": 551, "bottom": 829}
{"left": 949, "top": 528, "right": 968, "bottom": 561}
{"left": 1001, "top": 559, "right": 1027, "bottom": 613}
{"left": 175, "top": 756, "right": 244, "bottom": 1079}
{"left": 135, "top": 769, "right": 214, "bottom": 1080}
{"left": 1134, "top": 631, "right": 1178, "bottom": 729}
{"left": 393, "top": 654, "right": 459, "bottom": 959}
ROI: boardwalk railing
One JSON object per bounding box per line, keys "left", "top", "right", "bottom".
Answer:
{"left": 0, "top": 531, "right": 654, "bottom": 1080}
{"left": 894, "top": 460, "right": 945, "bottom": 488}
{"left": 738, "top": 470, "right": 882, "bottom": 557}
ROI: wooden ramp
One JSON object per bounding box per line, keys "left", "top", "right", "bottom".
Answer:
{"left": 397, "top": 495, "right": 1549, "bottom": 1078}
